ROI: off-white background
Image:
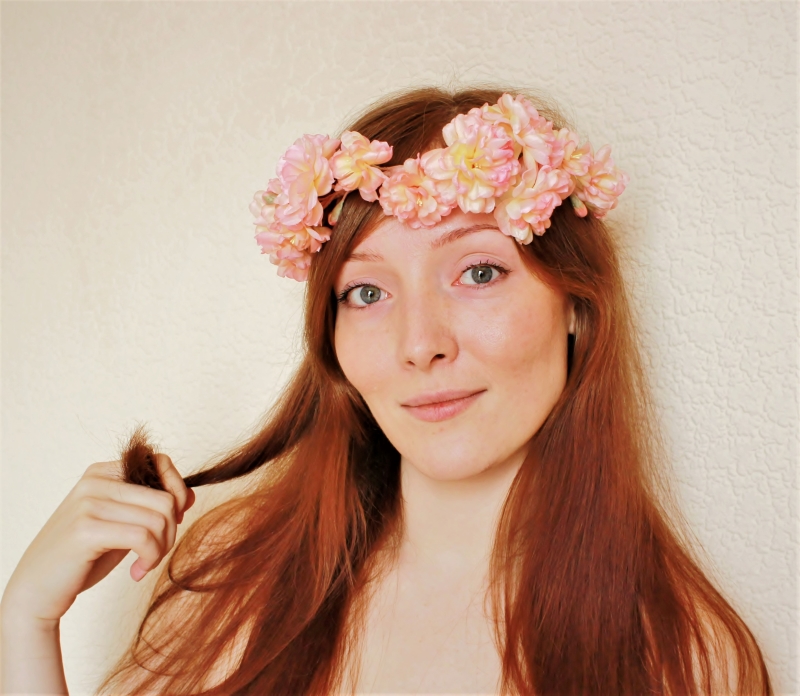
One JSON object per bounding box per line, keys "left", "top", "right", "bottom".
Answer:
{"left": 2, "top": 1, "right": 796, "bottom": 694}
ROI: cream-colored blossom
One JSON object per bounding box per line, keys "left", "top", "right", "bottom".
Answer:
{"left": 422, "top": 109, "right": 520, "bottom": 214}
{"left": 249, "top": 178, "right": 282, "bottom": 226}
{"left": 330, "top": 131, "right": 393, "bottom": 202}
{"left": 269, "top": 240, "right": 312, "bottom": 282}
{"left": 481, "top": 94, "right": 557, "bottom": 171}
{"left": 553, "top": 129, "right": 592, "bottom": 177}
{"left": 572, "top": 144, "right": 629, "bottom": 218}
{"left": 252, "top": 161, "right": 333, "bottom": 282}
{"left": 378, "top": 157, "right": 456, "bottom": 228}
{"left": 254, "top": 222, "right": 331, "bottom": 282}
{"left": 274, "top": 134, "right": 340, "bottom": 228}
{"left": 494, "top": 165, "right": 573, "bottom": 243}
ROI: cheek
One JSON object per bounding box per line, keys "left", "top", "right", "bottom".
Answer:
{"left": 460, "top": 294, "right": 568, "bottom": 404}
{"left": 334, "top": 317, "right": 394, "bottom": 400}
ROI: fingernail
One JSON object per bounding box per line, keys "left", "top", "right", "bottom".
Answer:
{"left": 177, "top": 510, "right": 184, "bottom": 524}
{"left": 131, "top": 565, "right": 147, "bottom": 582}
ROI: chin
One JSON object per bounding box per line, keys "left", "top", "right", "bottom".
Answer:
{"left": 400, "top": 439, "right": 507, "bottom": 482}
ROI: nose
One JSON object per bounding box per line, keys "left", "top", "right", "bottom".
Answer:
{"left": 396, "top": 285, "right": 458, "bottom": 370}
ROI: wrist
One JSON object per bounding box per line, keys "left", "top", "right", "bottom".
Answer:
{"left": 0, "top": 599, "right": 68, "bottom": 696}
{"left": 0, "top": 593, "right": 60, "bottom": 633}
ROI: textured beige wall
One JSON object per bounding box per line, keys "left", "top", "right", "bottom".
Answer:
{"left": 2, "top": 2, "right": 796, "bottom": 693}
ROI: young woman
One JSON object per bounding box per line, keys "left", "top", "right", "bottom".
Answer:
{"left": 1, "top": 86, "right": 774, "bottom": 695}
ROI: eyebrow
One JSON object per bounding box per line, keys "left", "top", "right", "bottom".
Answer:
{"left": 344, "top": 224, "right": 500, "bottom": 263}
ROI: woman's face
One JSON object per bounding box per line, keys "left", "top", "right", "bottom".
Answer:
{"left": 333, "top": 209, "right": 575, "bottom": 481}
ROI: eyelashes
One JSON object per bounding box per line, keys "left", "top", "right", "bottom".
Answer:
{"left": 335, "top": 282, "right": 362, "bottom": 306}
{"left": 460, "top": 260, "right": 510, "bottom": 286}
{"left": 336, "top": 260, "right": 511, "bottom": 310}
{"left": 336, "top": 285, "right": 385, "bottom": 308}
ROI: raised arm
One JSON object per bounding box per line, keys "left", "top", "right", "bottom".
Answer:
{"left": 1, "top": 455, "right": 193, "bottom": 695}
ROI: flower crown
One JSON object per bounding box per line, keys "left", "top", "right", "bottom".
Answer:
{"left": 250, "top": 93, "right": 629, "bottom": 282}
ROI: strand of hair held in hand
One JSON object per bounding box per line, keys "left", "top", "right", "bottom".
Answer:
{"left": 120, "top": 422, "right": 250, "bottom": 492}
{"left": 119, "top": 424, "right": 167, "bottom": 490}
{"left": 119, "top": 424, "right": 216, "bottom": 492}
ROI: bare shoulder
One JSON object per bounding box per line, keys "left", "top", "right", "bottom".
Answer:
{"left": 100, "top": 585, "right": 255, "bottom": 694}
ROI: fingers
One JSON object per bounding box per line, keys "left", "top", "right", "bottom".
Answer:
{"left": 75, "top": 458, "right": 194, "bottom": 580}
{"left": 154, "top": 453, "right": 194, "bottom": 519}
{"left": 75, "top": 517, "right": 165, "bottom": 582}
{"left": 80, "top": 497, "right": 176, "bottom": 556}
{"left": 77, "top": 472, "right": 177, "bottom": 525}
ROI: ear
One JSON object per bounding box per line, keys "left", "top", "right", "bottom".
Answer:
{"left": 567, "top": 299, "right": 576, "bottom": 335}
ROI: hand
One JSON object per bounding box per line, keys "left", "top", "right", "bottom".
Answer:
{"left": 1, "top": 454, "right": 195, "bottom": 624}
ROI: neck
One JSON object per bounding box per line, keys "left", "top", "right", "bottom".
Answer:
{"left": 396, "top": 445, "right": 528, "bottom": 580}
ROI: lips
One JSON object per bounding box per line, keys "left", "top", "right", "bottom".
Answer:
{"left": 400, "top": 389, "right": 486, "bottom": 423}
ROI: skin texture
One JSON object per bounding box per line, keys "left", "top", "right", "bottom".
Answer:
{"left": 0, "top": 208, "right": 576, "bottom": 696}
{"left": 333, "top": 209, "right": 576, "bottom": 693}
{"left": 334, "top": 208, "right": 575, "bottom": 486}
{"left": 0, "top": 454, "right": 193, "bottom": 695}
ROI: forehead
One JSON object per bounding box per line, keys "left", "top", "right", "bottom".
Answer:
{"left": 345, "top": 210, "right": 504, "bottom": 262}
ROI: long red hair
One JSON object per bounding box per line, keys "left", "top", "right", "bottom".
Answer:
{"left": 97, "top": 85, "right": 773, "bottom": 695}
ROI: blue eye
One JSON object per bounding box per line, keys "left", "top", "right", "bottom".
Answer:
{"left": 337, "top": 284, "right": 385, "bottom": 308}
{"left": 459, "top": 262, "right": 509, "bottom": 286}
